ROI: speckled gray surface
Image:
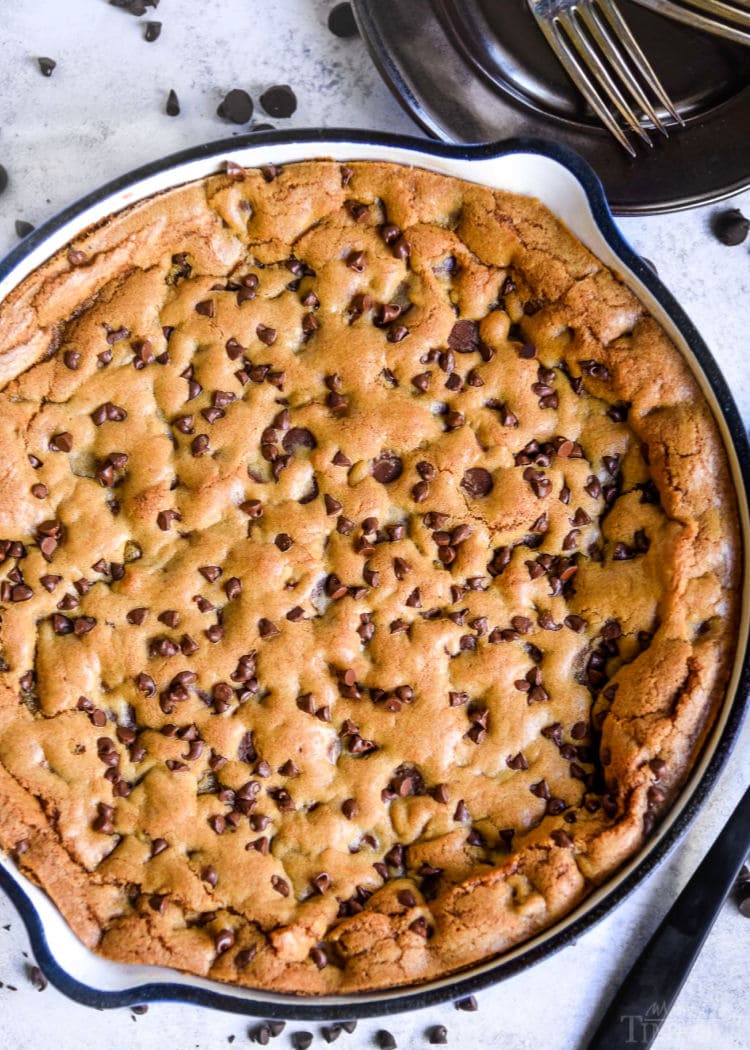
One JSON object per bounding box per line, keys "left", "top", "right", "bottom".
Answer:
{"left": 0, "top": 2, "right": 749, "bottom": 1048}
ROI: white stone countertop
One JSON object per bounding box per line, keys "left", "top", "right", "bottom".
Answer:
{"left": 0, "top": 2, "right": 748, "bottom": 1049}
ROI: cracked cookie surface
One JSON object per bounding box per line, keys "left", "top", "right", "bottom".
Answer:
{"left": 0, "top": 160, "right": 740, "bottom": 993}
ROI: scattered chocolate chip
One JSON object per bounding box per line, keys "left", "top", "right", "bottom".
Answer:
{"left": 427, "top": 1025, "right": 448, "bottom": 1044}
{"left": 166, "top": 88, "right": 180, "bottom": 116}
{"left": 292, "top": 1035, "right": 313, "bottom": 1050}
{"left": 713, "top": 208, "right": 749, "bottom": 247}
{"left": 37, "top": 57, "right": 56, "bottom": 77}
{"left": 259, "top": 84, "right": 297, "bottom": 118}
{"left": 143, "top": 20, "right": 161, "bottom": 40}
{"left": 26, "top": 964, "right": 47, "bottom": 991}
{"left": 455, "top": 995, "right": 478, "bottom": 1011}
{"left": 15, "top": 220, "right": 35, "bottom": 238}
{"left": 328, "top": 1, "right": 358, "bottom": 36}
{"left": 217, "top": 88, "right": 254, "bottom": 124}
{"left": 376, "top": 1032, "right": 397, "bottom": 1050}
{"left": 250, "top": 1024, "right": 271, "bottom": 1045}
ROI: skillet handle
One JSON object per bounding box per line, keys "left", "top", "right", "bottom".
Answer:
{"left": 584, "top": 782, "right": 750, "bottom": 1050}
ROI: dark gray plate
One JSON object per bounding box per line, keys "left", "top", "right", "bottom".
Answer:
{"left": 353, "top": 0, "right": 750, "bottom": 214}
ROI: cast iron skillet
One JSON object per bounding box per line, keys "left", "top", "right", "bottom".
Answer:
{"left": 0, "top": 129, "right": 747, "bottom": 1020}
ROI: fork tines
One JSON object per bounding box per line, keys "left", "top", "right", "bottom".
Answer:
{"left": 529, "top": 0, "right": 684, "bottom": 156}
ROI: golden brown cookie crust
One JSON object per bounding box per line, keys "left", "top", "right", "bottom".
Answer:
{"left": 0, "top": 160, "right": 740, "bottom": 994}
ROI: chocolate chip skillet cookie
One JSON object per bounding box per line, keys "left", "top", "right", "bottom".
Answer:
{"left": 0, "top": 160, "right": 740, "bottom": 994}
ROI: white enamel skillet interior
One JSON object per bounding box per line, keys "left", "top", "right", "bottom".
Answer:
{"left": 0, "top": 131, "right": 748, "bottom": 1020}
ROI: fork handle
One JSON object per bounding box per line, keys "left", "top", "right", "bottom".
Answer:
{"left": 584, "top": 782, "right": 750, "bottom": 1050}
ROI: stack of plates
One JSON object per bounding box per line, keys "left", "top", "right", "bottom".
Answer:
{"left": 353, "top": 0, "right": 750, "bottom": 213}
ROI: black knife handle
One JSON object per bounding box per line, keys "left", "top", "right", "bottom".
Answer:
{"left": 584, "top": 782, "right": 750, "bottom": 1050}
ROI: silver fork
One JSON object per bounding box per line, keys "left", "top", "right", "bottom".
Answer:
{"left": 630, "top": 0, "right": 750, "bottom": 47}
{"left": 526, "top": 0, "right": 684, "bottom": 156}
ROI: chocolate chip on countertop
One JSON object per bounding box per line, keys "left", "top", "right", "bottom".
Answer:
{"left": 455, "top": 995, "right": 478, "bottom": 1011}
{"left": 250, "top": 1023, "right": 271, "bottom": 1045}
{"left": 15, "top": 220, "right": 35, "bottom": 238}
{"left": 37, "top": 57, "right": 56, "bottom": 77}
{"left": 267, "top": 1021, "right": 285, "bottom": 1037}
{"left": 291, "top": 1034, "right": 313, "bottom": 1050}
{"left": 713, "top": 208, "right": 749, "bottom": 247}
{"left": 26, "top": 964, "right": 47, "bottom": 991}
{"left": 0, "top": 164, "right": 8, "bottom": 195}
{"left": 131, "top": 1004, "right": 148, "bottom": 1015}
{"left": 428, "top": 1026, "right": 448, "bottom": 1045}
{"left": 165, "top": 89, "right": 180, "bottom": 116}
{"left": 322, "top": 1026, "right": 341, "bottom": 1043}
{"left": 143, "top": 20, "right": 161, "bottom": 40}
{"left": 328, "top": 2, "right": 359, "bottom": 37}
{"left": 376, "top": 1031, "right": 397, "bottom": 1049}
{"left": 217, "top": 88, "right": 254, "bottom": 124}
{"left": 259, "top": 84, "right": 297, "bottom": 118}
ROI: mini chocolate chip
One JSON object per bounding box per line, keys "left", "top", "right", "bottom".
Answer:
{"left": 49, "top": 432, "right": 73, "bottom": 452}
{"left": 215, "top": 929, "right": 235, "bottom": 954}
{"left": 282, "top": 427, "right": 316, "bottom": 452}
{"left": 165, "top": 88, "right": 180, "bottom": 116}
{"left": 455, "top": 995, "right": 478, "bottom": 1011}
{"left": 292, "top": 1035, "right": 314, "bottom": 1050}
{"left": 397, "top": 888, "right": 417, "bottom": 908}
{"left": 461, "top": 467, "right": 493, "bottom": 498}
{"left": 224, "top": 577, "right": 241, "bottom": 600}
{"left": 217, "top": 88, "right": 253, "bottom": 124}
{"left": 271, "top": 874, "right": 290, "bottom": 897}
{"left": 342, "top": 798, "right": 359, "bottom": 819}
{"left": 16, "top": 219, "right": 35, "bottom": 238}
{"left": 37, "top": 56, "right": 56, "bottom": 76}
{"left": 259, "top": 84, "right": 297, "bottom": 117}
{"left": 448, "top": 319, "right": 480, "bottom": 354}
{"left": 143, "top": 20, "right": 161, "bottom": 40}
{"left": 234, "top": 946, "right": 256, "bottom": 970}
{"left": 328, "top": 2, "right": 358, "bottom": 37}
{"left": 256, "top": 323, "right": 277, "bottom": 346}
{"left": 372, "top": 453, "right": 403, "bottom": 484}
{"left": 258, "top": 618, "right": 280, "bottom": 639}
{"left": 428, "top": 1025, "right": 448, "bottom": 1044}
